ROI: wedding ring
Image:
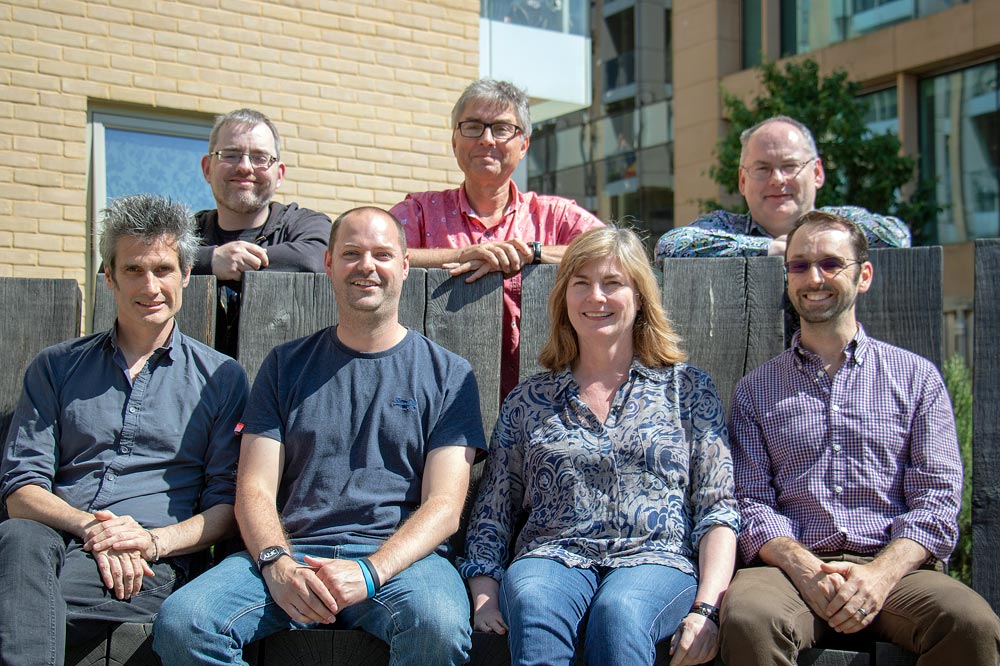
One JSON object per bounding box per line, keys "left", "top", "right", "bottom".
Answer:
{"left": 857, "top": 607, "right": 868, "bottom": 618}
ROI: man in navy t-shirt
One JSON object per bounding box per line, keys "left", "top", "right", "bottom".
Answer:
{"left": 154, "top": 206, "right": 487, "bottom": 666}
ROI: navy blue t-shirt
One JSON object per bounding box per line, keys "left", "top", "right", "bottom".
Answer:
{"left": 241, "top": 327, "right": 486, "bottom": 548}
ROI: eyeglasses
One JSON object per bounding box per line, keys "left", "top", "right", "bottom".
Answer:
{"left": 210, "top": 150, "right": 278, "bottom": 169}
{"left": 742, "top": 158, "right": 815, "bottom": 182}
{"left": 456, "top": 121, "right": 522, "bottom": 141}
{"left": 784, "top": 257, "right": 861, "bottom": 277}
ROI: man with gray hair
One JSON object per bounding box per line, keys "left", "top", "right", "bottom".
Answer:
{"left": 195, "top": 108, "right": 331, "bottom": 355}
{"left": 0, "top": 194, "right": 248, "bottom": 665}
{"left": 655, "top": 115, "right": 911, "bottom": 260}
{"left": 391, "top": 78, "right": 604, "bottom": 399}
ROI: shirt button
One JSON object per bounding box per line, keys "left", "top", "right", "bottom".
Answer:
{"left": 128, "top": 406, "right": 137, "bottom": 413}
{"left": 105, "top": 470, "right": 116, "bottom": 479}
{"left": 833, "top": 485, "right": 843, "bottom": 494}
{"left": 120, "top": 446, "right": 130, "bottom": 454}
{"left": 816, "top": 370, "right": 824, "bottom": 377}
{"left": 832, "top": 444, "right": 842, "bottom": 452}
{"left": 831, "top": 404, "right": 840, "bottom": 412}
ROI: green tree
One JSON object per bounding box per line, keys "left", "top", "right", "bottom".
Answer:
{"left": 943, "top": 354, "right": 973, "bottom": 586}
{"left": 707, "top": 59, "right": 938, "bottom": 242}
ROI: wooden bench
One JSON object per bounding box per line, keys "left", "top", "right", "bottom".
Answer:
{"left": 1, "top": 244, "right": 983, "bottom": 665}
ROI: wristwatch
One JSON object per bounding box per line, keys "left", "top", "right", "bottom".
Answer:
{"left": 257, "top": 545, "right": 291, "bottom": 571}
{"left": 531, "top": 241, "right": 542, "bottom": 264}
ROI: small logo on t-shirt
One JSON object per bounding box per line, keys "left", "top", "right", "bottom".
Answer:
{"left": 234, "top": 422, "right": 245, "bottom": 435}
{"left": 391, "top": 397, "right": 417, "bottom": 412}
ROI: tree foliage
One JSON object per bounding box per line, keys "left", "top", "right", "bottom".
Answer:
{"left": 707, "top": 59, "right": 937, "bottom": 241}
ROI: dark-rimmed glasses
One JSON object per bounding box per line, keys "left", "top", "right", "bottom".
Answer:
{"left": 742, "top": 158, "right": 815, "bottom": 182}
{"left": 456, "top": 121, "right": 522, "bottom": 141}
{"left": 210, "top": 150, "right": 278, "bottom": 169}
{"left": 784, "top": 257, "right": 861, "bottom": 277}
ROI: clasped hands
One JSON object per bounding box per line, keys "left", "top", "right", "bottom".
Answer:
{"left": 442, "top": 240, "right": 533, "bottom": 283}
{"left": 212, "top": 241, "right": 269, "bottom": 281}
{"left": 262, "top": 555, "right": 371, "bottom": 626}
{"left": 798, "top": 560, "right": 895, "bottom": 634}
{"left": 82, "top": 509, "right": 158, "bottom": 600}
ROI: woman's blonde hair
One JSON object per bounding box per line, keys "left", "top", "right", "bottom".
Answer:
{"left": 539, "top": 226, "right": 686, "bottom": 370}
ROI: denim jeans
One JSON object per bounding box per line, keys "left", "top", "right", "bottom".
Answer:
{"left": 0, "top": 518, "right": 180, "bottom": 666}
{"left": 152, "top": 543, "right": 472, "bottom": 666}
{"left": 499, "top": 557, "right": 697, "bottom": 666}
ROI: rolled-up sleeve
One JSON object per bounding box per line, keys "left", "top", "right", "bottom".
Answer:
{"left": 197, "top": 359, "right": 249, "bottom": 511}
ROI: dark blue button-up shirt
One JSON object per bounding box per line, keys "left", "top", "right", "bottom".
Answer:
{"left": 1, "top": 325, "right": 248, "bottom": 532}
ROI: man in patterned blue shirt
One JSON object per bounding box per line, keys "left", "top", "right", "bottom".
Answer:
{"left": 655, "top": 116, "right": 911, "bottom": 261}
{"left": 720, "top": 211, "right": 999, "bottom": 665}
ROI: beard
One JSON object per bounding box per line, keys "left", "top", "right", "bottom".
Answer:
{"left": 218, "top": 185, "right": 272, "bottom": 215}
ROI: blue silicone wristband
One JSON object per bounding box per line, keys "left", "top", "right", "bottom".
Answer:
{"left": 357, "top": 560, "right": 375, "bottom": 598}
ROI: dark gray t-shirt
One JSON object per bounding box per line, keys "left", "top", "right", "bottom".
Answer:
{"left": 241, "top": 327, "right": 486, "bottom": 549}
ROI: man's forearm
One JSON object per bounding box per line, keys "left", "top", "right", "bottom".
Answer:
{"left": 759, "top": 536, "right": 825, "bottom": 578}
{"left": 407, "top": 247, "right": 463, "bottom": 268}
{"left": 152, "top": 503, "right": 237, "bottom": 559}
{"left": 869, "top": 538, "right": 930, "bottom": 581}
{"left": 5, "top": 484, "right": 95, "bottom": 538}
{"left": 367, "top": 494, "right": 463, "bottom": 583}
{"left": 235, "top": 482, "right": 291, "bottom": 560}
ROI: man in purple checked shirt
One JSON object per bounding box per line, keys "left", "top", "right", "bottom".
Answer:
{"left": 720, "top": 210, "right": 1000, "bottom": 665}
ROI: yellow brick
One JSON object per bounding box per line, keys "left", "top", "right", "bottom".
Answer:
{"left": 110, "top": 54, "right": 156, "bottom": 75}
{"left": 88, "top": 66, "right": 132, "bottom": 87}
{"left": 40, "top": 124, "right": 82, "bottom": 143}
{"left": 259, "top": 2, "right": 301, "bottom": 22}
{"left": 14, "top": 232, "right": 62, "bottom": 250}
{"left": 178, "top": 81, "right": 220, "bottom": 98}
{"left": 105, "top": 85, "right": 157, "bottom": 107}
{"left": 5, "top": 53, "right": 39, "bottom": 73}
{"left": 196, "top": 36, "right": 239, "bottom": 57}
{"left": 86, "top": 4, "right": 133, "bottom": 24}
{"left": 63, "top": 16, "right": 112, "bottom": 37}
{"left": 0, "top": 231, "right": 11, "bottom": 246}
{"left": 63, "top": 46, "right": 111, "bottom": 67}
{"left": 12, "top": 7, "right": 61, "bottom": 28}
{"left": 4, "top": 249, "right": 39, "bottom": 265}
{"left": 13, "top": 136, "right": 61, "bottom": 156}
{"left": 3, "top": 151, "right": 39, "bottom": 169}
{"left": 179, "top": 49, "right": 219, "bottom": 69}
{"left": 39, "top": 218, "right": 87, "bottom": 235}
{"left": 355, "top": 173, "right": 394, "bottom": 191}
{"left": 39, "top": 251, "right": 86, "bottom": 268}
{"left": 339, "top": 44, "right": 377, "bottom": 64}
{"left": 357, "top": 6, "right": 394, "bottom": 23}
{"left": 63, "top": 174, "right": 86, "bottom": 190}
{"left": 375, "top": 22, "right": 413, "bottom": 41}
{"left": 41, "top": 59, "right": 89, "bottom": 79}
{"left": 0, "top": 86, "right": 39, "bottom": 104}
{"left": 64, "top": 236, "right": 87, "bottom": 253}
{"left": 14, "top": 201, "right": 62, "bottom": 219}
{"left": 334, "top": 186, "right": 375, "bottom": 203}
{"left": 218, "top": 55, "right": 261, "bottom": 74}
{"left": 85, "top": 35, "right": 132, "bottom": 56}
{"left": 39, "top": 188, "right": 81, "bottom": 206}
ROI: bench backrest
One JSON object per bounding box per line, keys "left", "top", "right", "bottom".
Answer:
{"left": 0, "top": 278, "right": 81, "bottom": 442}
{"left": 973, "top": 239, "right": 1000, "bottom": 610}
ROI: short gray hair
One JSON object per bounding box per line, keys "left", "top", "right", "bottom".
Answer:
{"left": 208, "top": 108, "right": 281, "bottom": 159}
{"left": 739, "top": 115, "right": 819, "bottom": 164}
{"left": 99, "top": 194, "right": 200, "bottom": 273}
{"left": 451, "top": 78, "right": 532, "bottom": 139}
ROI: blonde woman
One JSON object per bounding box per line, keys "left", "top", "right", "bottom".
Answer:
{"left": 459, "top": 227, "right": 738, "bottom": 666}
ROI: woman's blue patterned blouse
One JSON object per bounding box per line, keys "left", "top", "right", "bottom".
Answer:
{"left": 458, "top": 360, "right": 740, "bottom": 582}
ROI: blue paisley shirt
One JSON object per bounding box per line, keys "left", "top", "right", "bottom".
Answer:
{"left": 654, "top": 206, "right": 911, "bottom": 261}
{"left": 458, "top": 361, "right": 739, "bottom": 583}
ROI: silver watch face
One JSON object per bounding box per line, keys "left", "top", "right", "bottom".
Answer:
{"left": 259, "top": 546, "right": 285, "bottom": 564}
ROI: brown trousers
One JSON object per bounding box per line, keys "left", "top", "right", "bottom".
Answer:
{"left": 719, "top": 554, "right": 1000, "bottom": 666}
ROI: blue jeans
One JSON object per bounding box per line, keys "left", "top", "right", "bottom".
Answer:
{"left": 152, "top": 543, "right": 472, "bottom": 666}
{"left": 499, "top": 557, "right": 697, "bottom": 666}
{"left": 0, "top": 518, "right": 180, "bottom": 666}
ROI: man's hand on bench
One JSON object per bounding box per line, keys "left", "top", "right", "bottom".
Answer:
{"left": 83, "top": 509, "right": 156, "bottom": 599}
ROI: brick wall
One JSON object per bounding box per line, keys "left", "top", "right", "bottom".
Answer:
{"left": 0, "top": 0, "right": 478, "bottom": 287}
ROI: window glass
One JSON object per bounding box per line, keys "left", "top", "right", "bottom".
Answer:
{"left": 860, "top": 87, "right": 899, "bottom": 136}
{"left": 781, "top": 0, "right": 963, "bottom": 56}
{"left": 919, "top": 60, "right": 999, "bottom": 243}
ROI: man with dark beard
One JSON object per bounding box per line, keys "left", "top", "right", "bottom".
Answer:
{"left": 193, "top": 108, "right": 331, "bottom": 355}
{"left": 721, "top": 211, "right": 1000, "bottom": 665}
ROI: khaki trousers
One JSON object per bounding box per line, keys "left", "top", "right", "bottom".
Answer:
{"left": 719, "top": 554, "right": 1000, "bottom": 666}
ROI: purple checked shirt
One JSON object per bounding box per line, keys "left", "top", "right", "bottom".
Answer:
{"left": 730, "top": 326, "right": 962, "bottom": 565}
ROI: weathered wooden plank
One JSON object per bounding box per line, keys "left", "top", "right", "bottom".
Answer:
{"left": 661, "top": 257, "right": 764, "bottom": 412}
{"left": 797, "top": 648, "right": 870, "bottom": 665}
{"left": 744, "top": 256, "right": 787, "bottom": 374}
{"left": 424, "top": 269, "right": 503, "bottom": 443}
{"left": 65, "top": 632, "right": 107, "bottom": 666}
{"left": 519, "top": 264, "right": 557, "bottom": 382}
{"left": 856, "top": 246, "right": 943, "bottom": 368}
{"left": 237, "top": 271, "right": 427, "bottom": 385}
{"left": 91, "top": 273, "right": 218, "bottom": 347}
{"left": 0, "top": 278, "right": 80, "bottom": 442}
{"left": 973, "top": 239, "right": 1000, "bottom": 611}
{"left": 873, "top": 641, "right": 918, "bottom": 666}
{"left": 258, "top": 628, "right": 338, "bottom": 666}
{"left": 106, "top": 622, "right": 157, "bottom": 666}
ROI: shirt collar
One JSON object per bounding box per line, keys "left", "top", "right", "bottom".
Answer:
{"left": 791, "top": 324, "right": 869, "bottom": 367}
{"left": 105, "top": 321, "right": 181, "bottom": 363}
{"left": 459, "top": 180, "right": 523, "bottom": 221}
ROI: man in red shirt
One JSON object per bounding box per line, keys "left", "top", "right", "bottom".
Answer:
{"left": 391, "top": 79, "right": 604, "bottom": 399}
